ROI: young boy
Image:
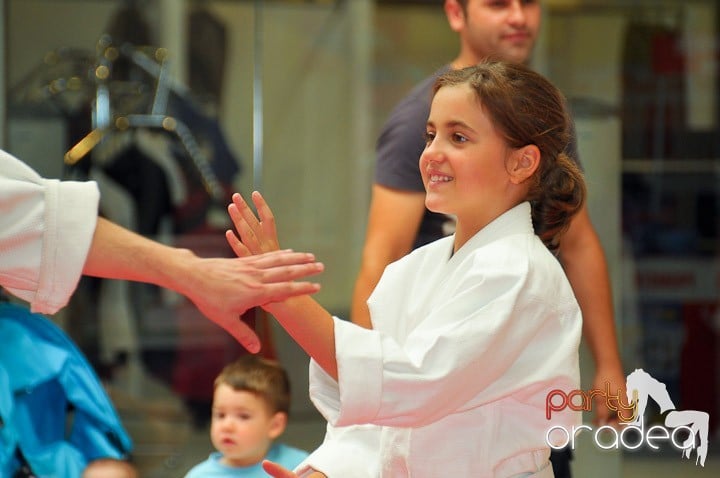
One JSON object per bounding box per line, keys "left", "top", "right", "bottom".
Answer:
{"left": 183, "top": 355, "right": 309, "bottom": 477}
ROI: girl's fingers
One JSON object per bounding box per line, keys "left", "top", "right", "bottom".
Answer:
{"left": 228, "top": 192, "right": 281, "bottom": 253}
{"left": 236, "top": 214, "right": 261, "bottom": 249}
{"left": 225, "top": 229, "right": 250, "bottom": 257}
{"left": 251, "top": 191, "right": 279, "bottom": 247}
{"left": 228, "top": 204, "right": 262, "bottom": 253}
{"left": 233, "top": 192, "right": 263, "bottom": 235}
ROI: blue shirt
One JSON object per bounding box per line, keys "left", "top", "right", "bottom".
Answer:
{"left": 184, "top": 443, "right": 309, "bottom": 477}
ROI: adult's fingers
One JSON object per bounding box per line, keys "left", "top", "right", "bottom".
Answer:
{"left": 260, "top": 262, "right": 324, "bottom": 284}
{"left": 261, "top": 281, "right": 322, "bottom": 302}
{"left": 250, "top": 250, "right": 323, "bottom": 272}
{"left": 249, "top": 249, "right": 318, "bottom": 266}
{"left": 215, "top": 313, "right": 262, "bottom": 353}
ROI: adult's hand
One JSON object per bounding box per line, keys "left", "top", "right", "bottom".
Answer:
{"left": 83, "top": 218, "right": 324, "bottom": 353}
{"left": 179, "top": 249, "right": 324, "bottom": 353}
{"left": 591, "top": 365, "right": 627, "bottom": 426}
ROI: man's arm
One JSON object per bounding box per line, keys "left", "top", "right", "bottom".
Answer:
{"left": 0, "top": 151, "right": 324, "bottom": 353}
{"left": 559, "top": 205, "right": 625, "bottom": 424}
{"left": 83, "top": 217, "right": 324, "bottom": 353}
{"left": 350, "top": 185, "right": 426, "bottom": 328}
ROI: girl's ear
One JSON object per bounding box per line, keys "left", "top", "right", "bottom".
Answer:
{"left": 509, "top": 145, "right": 540, "bottom": 185}
{"left": 445, "top": 0, "right": 466, "bottom": 33}
{"left": 268, "top": 411, "right": 288, "bottom": 440}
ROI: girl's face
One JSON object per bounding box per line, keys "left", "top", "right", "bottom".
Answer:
{"left": 210, "top": 383, "right": 284, "bottom": 467}
{"left": 421, "top": 83, "right": 514, "bottom": 231}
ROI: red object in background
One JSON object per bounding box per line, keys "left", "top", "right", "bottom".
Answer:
{"left": 680, "top": 302, "right": 718, "bottom": 434}
{"left": 651, "top": 29, "right": 685, "bottom": 75}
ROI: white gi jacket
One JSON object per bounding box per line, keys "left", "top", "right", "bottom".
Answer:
{"left": 299, "top": 202, "right": 581, "bottom": 478}
{"left": 0, "top": 149, "right": 99, "bottom": 314}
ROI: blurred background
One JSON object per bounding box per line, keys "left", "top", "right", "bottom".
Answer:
{"left": 1, "top": 0, "right": 718, "bottom": 476}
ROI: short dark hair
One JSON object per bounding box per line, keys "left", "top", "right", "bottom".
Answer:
{"left": 215, "top": 355, "right": 292, "bottom": 414}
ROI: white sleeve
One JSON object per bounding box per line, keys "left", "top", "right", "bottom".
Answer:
{"left": 0, "top": 150, "right": 99, "bottom": 314}
{"left": 295, "top": 421, "right": 381, "bottom": 478}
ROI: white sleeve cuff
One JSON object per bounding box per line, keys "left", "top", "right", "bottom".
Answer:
{"left": 33, "top": 179, "right": 99, "bottom": 314}
{"left": 309, "top": 317, "right": 384, "bottom": 427}
{"left": 295, "top": 423, "right": 381, "bottom": 478}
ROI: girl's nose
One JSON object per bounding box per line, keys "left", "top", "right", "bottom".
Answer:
{"left": 424, "top": 142, "right": 446, "bottom": 162}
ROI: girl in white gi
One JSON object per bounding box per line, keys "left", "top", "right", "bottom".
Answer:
{"left": 226, "top": 61, "right": 585, "bottom": 478}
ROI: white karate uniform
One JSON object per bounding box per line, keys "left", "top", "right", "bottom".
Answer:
{"left": 298, "top": 202, "right": 582, "bottom": 478}
{"left": 0, "top": 149, "right": 99, "bottom": 314}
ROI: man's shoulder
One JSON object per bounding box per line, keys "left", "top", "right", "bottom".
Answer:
{"left": 378, "top": 65, "right": 451, "bottom": 143}
{"left": 374, "top": 65, "right": 452, "bottom": 191}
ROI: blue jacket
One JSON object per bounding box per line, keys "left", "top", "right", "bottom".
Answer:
{"left": 0, "top": 303, "right": 132, "bottom": 477}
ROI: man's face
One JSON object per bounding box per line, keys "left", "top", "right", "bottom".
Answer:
{"left": 457, "top": 0, "right": 541, "bottom": 64}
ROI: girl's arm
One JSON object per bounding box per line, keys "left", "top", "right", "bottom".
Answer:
{"left": 226, "top": 192, "right": 338, "bottom": 378}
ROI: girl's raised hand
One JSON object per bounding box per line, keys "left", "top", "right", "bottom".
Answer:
{"left": 226, "top": 191, "right": 281, "bottom": 257}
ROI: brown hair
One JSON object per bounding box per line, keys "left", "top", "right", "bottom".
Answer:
{"left": 215, "top": 355, "right": 291, "bottom": 415}
{"left": 433, "top": 61, "right": 586, "bottom": 250}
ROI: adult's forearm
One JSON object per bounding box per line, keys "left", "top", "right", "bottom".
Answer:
{"left": 82, "top": 217, "right": 193, "bottom": 294}
{"left": 350, "top": 185, "right": 426, "bottom": 327}
{"left": 565, "top": 245, "right": 621, "bottom": 368}
{"left": 559, "top": 213, "right": 622, "bottom": 372}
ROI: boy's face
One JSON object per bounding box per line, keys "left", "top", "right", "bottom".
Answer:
{"left": 449, "top": 0, "right": 541, "bottom": 64}
{"left": 210, "top": 383, "right": 286, "bottom": 467}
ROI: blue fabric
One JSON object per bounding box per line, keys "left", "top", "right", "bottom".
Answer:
{"left": 184, "top": 443, "right": 309, "bottom": 477}
{"left": 0, "top": 303, "right": 132, "bottom": 477}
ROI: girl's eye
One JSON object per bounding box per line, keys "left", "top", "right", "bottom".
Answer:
{"left": 423, "top": 131, "right": 435, "bottom": 146}
{"left": 453, "top": 133, "right": 468, "bottom": 143}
